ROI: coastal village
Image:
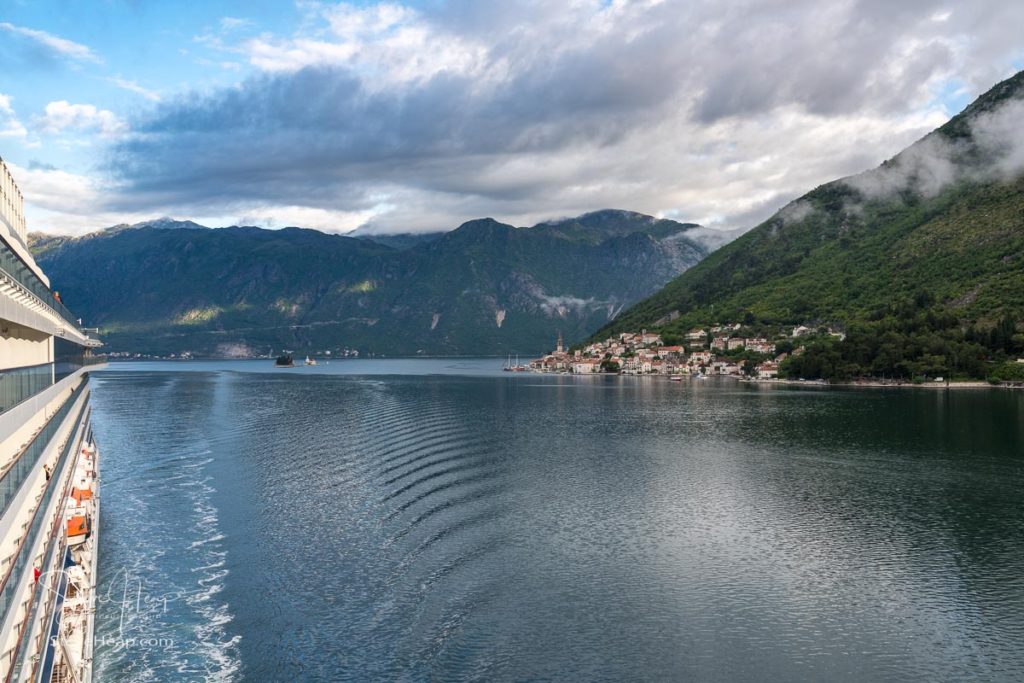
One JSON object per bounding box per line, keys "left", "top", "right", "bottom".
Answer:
{"left": 528, "top": 325, "right": 841, "bottom": 379}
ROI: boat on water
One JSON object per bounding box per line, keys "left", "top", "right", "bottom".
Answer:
{"left": 669, "top": 375, "right": 683, "bottom": 381}
{"left": 0, "top": 155, "right": 104, "bottom": 682}
{"left": 305, "top": 356, "right": 317, "bottom": 366}
{"left": 276, "top": 353, "right": 295, "bottom": 367}
{"left": 503, "top": 354, "right": 529, "bottom": 372}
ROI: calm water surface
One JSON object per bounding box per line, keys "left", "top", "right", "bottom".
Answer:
{"left": 88, "top": 359, "right": 1024, "bottom": 682}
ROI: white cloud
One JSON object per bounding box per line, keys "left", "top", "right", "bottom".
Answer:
{"left": 11, "top": 161, "right": 385, "bottom": 236}
{"left": 0, "top": 94, "right": 28, "bottom": 138}
{"left": 36, "top": 101, "right": 127, "bottom": 138}
{"left": 12, "top": 163, "right": 105, "bottom": 216}
{"left": 231, "top": 204, "right": 381, "bottom": 231}
{"left": 0, "top": 22, "right": 101, "bottom": 63}
{"left": 240, "top": 2, "right": 487, "bottom": 87}
{"left": 193, "top": 15, "right": 255, "bottom": 52}
{"left": 220, "top": 17, "right": 252, "bottom": 31}
{"left": 10, "top": 163, "right": 153, "bottom": 235}
{"left": 107, "top": 76, "right": 161, "bottom": 102}
{"left": 845, "top": 95, "right": 1024, "bottom": 202}
{"left": 969, "top": 98, "right": 1024, "bottom": 179}
{"left": 243, "top": 37, "right": 358, "bottom": 72}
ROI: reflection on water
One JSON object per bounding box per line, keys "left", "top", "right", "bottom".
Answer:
{"left": 90, "top": 361, "right": 1024, "bottom": 682}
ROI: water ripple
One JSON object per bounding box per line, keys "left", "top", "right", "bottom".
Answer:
{"left": 88, "top": 366, "right": 1024, "bottom": 682}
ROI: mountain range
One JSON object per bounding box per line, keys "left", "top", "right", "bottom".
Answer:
{"left": 33, "top": 68, "right": 1024, "bottom": 372}
{"left": 31, "top": 210, "right": 717, "bottom": 357}
{"left": 595, "top": 70, "right": 1024, "bottom": 380}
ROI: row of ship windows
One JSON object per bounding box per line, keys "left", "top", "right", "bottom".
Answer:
{"left": 0, "top": 351, "right": 88, "bottom": 416}
{"left": 0, "top": 365, "right": 52, "bottom": 416}
{"left": 0, "top": 165, "right": 23, "bottom": 204}
{"left": 0, "top": 160, "right": 28, "bottom": 245}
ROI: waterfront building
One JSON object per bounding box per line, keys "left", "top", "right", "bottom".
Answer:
{"left": 621, "top": 357, "right": 641, "bottom": 374}
{"left": 572, "top": 360, "right": 600, "bottom": 374}
{"left": 689, "top": 351, "right": 713, "bottom": 365}
{"left": 0, "top": 156, "right": 102, "bottom": 683}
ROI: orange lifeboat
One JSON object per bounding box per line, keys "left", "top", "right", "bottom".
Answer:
{"left": 67, "top": 515, "right": 90, "bottom": 545}
{"left": 71, "top": 488, "right": 93, "bottom": 505}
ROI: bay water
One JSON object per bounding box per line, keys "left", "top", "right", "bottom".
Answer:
{"left": 88, "top": 360, "right": 1024, "bottom": 681}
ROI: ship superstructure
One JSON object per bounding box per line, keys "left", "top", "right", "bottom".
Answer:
{"left": 0, "top": 156, "right": 103, "bottom": 683}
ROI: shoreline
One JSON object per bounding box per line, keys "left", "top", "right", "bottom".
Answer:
{"left": 101, "top": 353, "right": 522, "bottom": 362}
{"left": 745, "top": 377, "right": 1016, "bottom": 390}
{"left": 534, "top": 371, "right": 1019, "bottom": 390}
{"left": 94, "top": 358, "right": 1023, "bottom": 390}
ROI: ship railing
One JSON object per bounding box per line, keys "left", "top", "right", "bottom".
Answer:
{"left": 1, "top": 402, "right": 85, "bottom": 681}
{"left": 11, "top": 530, "right": 67, "bottom": 683}
{"left": 25, "top": 545, "right": 71, "bottom": 683}
{"left": 0, "top": 382, "right": 86, "bottom": 521}
{"left": 0, "top": 238, "right": 83, "bottom": 337}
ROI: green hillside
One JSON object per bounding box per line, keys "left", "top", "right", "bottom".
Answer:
{"left": 594, "top": 71, "right": 1024, "bottom": 382}
{"left": 31, "top": 210, "right": 710, "bottom": 358}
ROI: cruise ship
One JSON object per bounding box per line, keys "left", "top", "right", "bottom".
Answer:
{"left": 0, "top": 156, "right": 103, "bottom": 682}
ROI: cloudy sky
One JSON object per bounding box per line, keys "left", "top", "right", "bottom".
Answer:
{"left": 0, "top": 1, "right": 1021, "bottom": 236}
